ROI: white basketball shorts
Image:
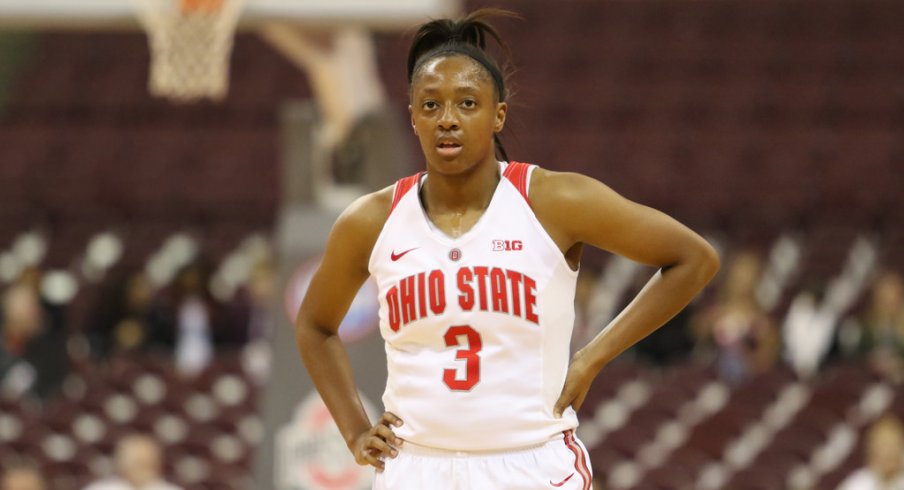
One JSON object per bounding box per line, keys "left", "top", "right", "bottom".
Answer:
{"left": 372, "top": 429, "right": 593, "bottom": 490}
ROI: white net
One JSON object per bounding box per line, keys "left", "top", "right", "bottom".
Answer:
{"left": 134, "top": 0, "right": 245, "bottom": 102}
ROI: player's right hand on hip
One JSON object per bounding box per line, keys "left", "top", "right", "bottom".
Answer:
{"left": 554, "top": 349, "right": 600, "bottom": 418}
{"left": 350, "top": 411, "right": 404, "bottom": 472}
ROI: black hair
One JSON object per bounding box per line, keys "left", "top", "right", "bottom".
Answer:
{"left": 407, "top": 9, "right": 516, "bottom": 162}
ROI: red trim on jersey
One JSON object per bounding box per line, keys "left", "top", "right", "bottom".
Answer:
{"left": 563, "top": 430, "right": 592, "bottom": 490}
{"left": 502, "top": 161, "right": 532, "bottom": 205}
{"left": 390, "top": 173, "right": 423, "bottom": 215}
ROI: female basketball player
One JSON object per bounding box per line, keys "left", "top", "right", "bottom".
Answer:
{"left": 295, "top": 9, "right": 720, "bottom": 490}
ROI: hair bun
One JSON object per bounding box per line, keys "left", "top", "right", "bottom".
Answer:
{"left": 407, "top": 8, "right": 516, "bottom": 83}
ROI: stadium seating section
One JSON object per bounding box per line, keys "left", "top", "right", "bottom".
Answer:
{"left": 0, "top": 353, "right": 258, "bottom": 489}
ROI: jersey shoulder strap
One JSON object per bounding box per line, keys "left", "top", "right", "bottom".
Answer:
{"left": 502, "top": 161, "right": 534, "bottom": 205}
{"left": 389, "top": 172, "right": 423, "bottom": 215}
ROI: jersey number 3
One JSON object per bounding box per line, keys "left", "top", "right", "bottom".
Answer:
{"left": 443, "top": 325, "right": 482, "bottom": 391}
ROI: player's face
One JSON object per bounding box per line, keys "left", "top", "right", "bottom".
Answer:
{"left": 409, "top": 55, "right": 507, "bottom": 176}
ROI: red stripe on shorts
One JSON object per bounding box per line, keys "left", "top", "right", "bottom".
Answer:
{"left": 563, "top": 430, "right": 592, "bottom": 490}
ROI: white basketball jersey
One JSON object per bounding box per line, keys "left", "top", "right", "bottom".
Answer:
{"left": 367, "top": 161, "right": 580, "bottom": 451}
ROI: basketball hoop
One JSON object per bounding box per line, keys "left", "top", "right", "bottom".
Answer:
{"left": 134, "top": 0, "right": 245, "bottom": 102}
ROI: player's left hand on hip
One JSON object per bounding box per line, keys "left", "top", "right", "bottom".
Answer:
{"left": 553, "top": 350, "right": 600, "bottom": 418}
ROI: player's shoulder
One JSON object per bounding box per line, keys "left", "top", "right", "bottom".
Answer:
{"left": 333, "top": 184, "right": 394, "bottom": 239}
{"left": 329, "top": 184, "right": 402, "bottom": 271}
{"left": 528, "top": 166, "right": 582, "bottom": 188}
{"left": 526, "top": 166, "right": 620, "bottom": 239}
{"left": 528, "top": 167, "right": 601, "bottom": 207}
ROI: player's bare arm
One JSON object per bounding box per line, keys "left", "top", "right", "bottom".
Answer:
{"left": 530, "top": 169, "right": 721, "bottom": 416}
{"left": 294, "top": 186, "right": 404, "bottom": 470}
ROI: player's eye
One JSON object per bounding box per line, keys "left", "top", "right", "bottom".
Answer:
{"left": 461, "top": 99, "right": 477, "bottom": 109}
{"left": 423, "top": 100, "right": 438, "bottom": 110}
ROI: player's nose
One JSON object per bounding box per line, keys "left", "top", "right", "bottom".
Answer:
{"left": 437, "top": 103, "right": 459, "bottom": 129}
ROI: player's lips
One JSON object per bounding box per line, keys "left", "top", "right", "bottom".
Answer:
{"left": 436, "top": 137, "right": 463, "bottom": 158}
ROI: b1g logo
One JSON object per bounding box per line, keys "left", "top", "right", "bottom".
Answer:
{"left": 275, "top": 392, "right": 378, "bottom": 490}
{"left": 492, "top": 239, "right": 523, "bottom": 251}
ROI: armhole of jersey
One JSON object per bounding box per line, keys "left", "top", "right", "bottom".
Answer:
{"left": 502, "top": 161, "right": 534, "bottom": 206}
{"left": 389, "top": 172, "right": 422, "bottom": 216}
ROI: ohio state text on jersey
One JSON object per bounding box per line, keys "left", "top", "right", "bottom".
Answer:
{"left": 385, "top": 267, "right": 539, "bottom": 331}
{"left": 368, "top": 161, "right": 580, "bottom": 451}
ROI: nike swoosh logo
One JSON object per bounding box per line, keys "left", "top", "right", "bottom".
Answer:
{"left": 550, "top": 473, "right": 574, "bottom": 487}
{"left": 391, "top": 247, "right": 419, "bottom": 261}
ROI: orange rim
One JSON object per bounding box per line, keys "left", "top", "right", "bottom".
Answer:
{"left": 179, "top": 0, "right": 224, "bottom": 14}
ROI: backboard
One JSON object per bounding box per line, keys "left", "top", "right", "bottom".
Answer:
{"left": 0, "top": 0, "right": 460, "bottom": 30}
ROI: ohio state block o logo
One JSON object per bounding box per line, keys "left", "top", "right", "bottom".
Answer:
{"left": 275, "top": 392, "right": 377, "bottom": 490}
{"left": 449, "top": 248, "right": 462, "bottom": 261}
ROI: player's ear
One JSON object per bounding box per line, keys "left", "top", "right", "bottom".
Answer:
{"left": 494, "top": 101, "right": 507, "bottom": 133}
{"left": 409, "top": 104, "right": 418, "bottom": 135}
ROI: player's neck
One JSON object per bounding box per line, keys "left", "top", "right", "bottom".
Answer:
{"left": 422, "top": 157, "right": 499, "bottom": 214}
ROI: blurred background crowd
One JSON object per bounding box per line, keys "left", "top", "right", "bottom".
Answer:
{"left": 1, "top": 246, "right": 277, "bottom": 401}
